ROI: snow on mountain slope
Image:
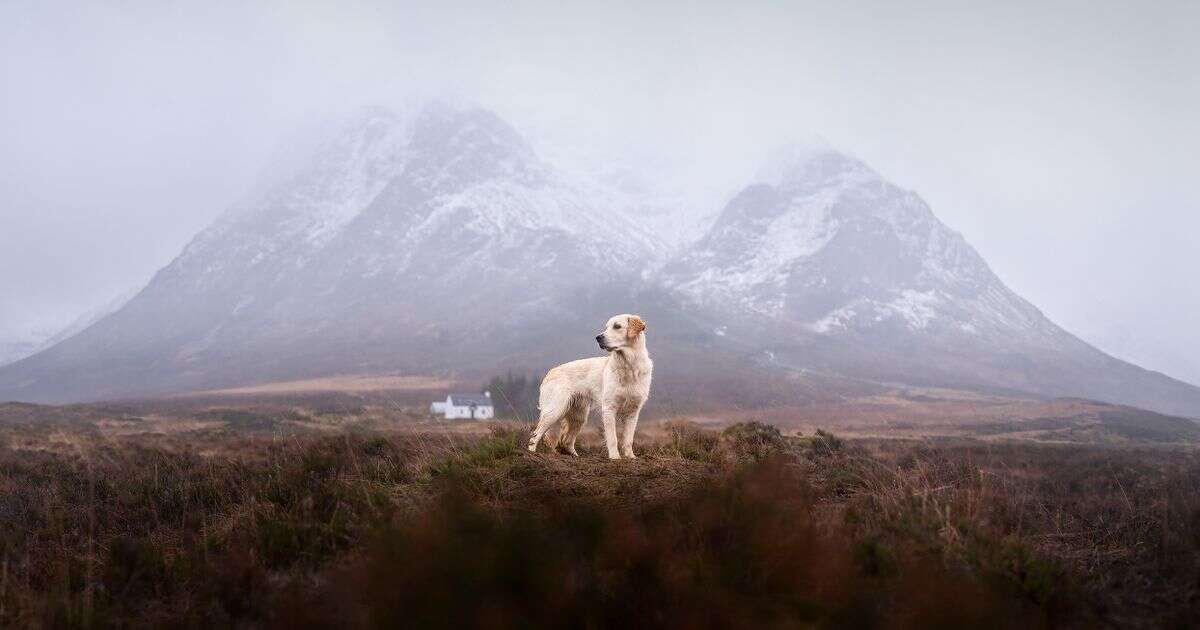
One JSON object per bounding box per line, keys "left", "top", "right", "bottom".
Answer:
{"left": 174, "top": 104, "right": 663, "bottom": 288}
{"left": 3, "top": 109, "right": 1199, "bottom": 418}
{"left": 658, "top": 145, "right": 1200, "bottom": 417}
{"left": 0, "top": 104, "right": 670, "bottom": 402}
{"left": 661, "top": 145, "right": 1067, "bottom": 346}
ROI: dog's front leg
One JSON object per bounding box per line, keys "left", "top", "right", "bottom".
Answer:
{"left": 600, "top": 407, "right": 621, "bottom": 459}
{"left": 620, "top": 409, "right": 641, "bottom": 459}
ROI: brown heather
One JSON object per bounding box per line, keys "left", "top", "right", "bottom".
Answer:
{"left": 0, "top": 417, "right": 1196, "bottom": 628}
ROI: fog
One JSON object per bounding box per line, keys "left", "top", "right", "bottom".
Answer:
{"left": 2, "top": 0, "right": 1198, "bottom": 382}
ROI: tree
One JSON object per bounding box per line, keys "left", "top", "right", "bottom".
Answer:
{"left": 484, "top": 372, "right": 541, "bottom": 421}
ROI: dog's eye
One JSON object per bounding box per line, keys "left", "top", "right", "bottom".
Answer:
{"left": 613, "top": 324, "right": 622, "bottom": 330}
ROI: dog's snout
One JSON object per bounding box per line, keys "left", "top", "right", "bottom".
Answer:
{"left": 595, "top": 334, "right": 604, "bottom": 343}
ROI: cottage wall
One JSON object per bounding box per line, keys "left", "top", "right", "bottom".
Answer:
{"left": 431, "top": 394, "right": 495, "bottom": 420}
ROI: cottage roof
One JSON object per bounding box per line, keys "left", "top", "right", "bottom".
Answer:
{"left": 448, "top": 393, "right": 492, "bottom": 407}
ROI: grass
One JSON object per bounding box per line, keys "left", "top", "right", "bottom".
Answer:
{"left": 0, "top": 419, "right": 1196, "bottom": 628}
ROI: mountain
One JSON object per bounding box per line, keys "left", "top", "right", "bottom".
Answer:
{"left": 0, "top": 288, "right": 137, "bottom": 368}
{"left": 2, "top": 105, "right": 1199, "bottom": 418}
{"left": 0, "top": 104, "right": 677, "bottom": 402}
{"left": 660, "top": 145, "right": 1200, "bottom": 417}
{"left": 660, "top": 145, "right": 1068, "bottom": 345}
{"left": 38, "top": 288, "right": 141, "bottom": 351}
{"left": 0, "top": 335, "right": 45, "bottom": 369}
{"left": 1075, "top": 321, "right": 1200, "bottom": 389}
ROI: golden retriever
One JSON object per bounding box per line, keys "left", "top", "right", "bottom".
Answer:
{"left": 527, "top": 314, "right": 652, "bottom": 459}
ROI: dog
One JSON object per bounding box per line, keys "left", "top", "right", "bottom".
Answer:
{"left": 527, "top": 314, "right": 652, "bottom": 459}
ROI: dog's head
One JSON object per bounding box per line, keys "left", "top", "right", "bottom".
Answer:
{"left": 595, "top": 314, "right": 646, "bottom": 352}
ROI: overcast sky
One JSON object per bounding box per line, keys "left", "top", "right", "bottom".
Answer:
{"left": 2, "top": 0, "right": 1198, "bottom": 382}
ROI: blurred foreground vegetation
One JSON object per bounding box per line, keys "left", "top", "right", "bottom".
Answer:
{"left": 0, "top": 416, "right": 1196, "bottom": 628}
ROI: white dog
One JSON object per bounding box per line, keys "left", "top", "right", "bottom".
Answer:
{"left": 527, "top": 314, "right": 652, "bottom": 459}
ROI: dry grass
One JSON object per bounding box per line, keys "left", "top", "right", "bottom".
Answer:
{"left": 181, "top": 374, "right": 453, "bottom": 396}
{"left": 844, "top": 439, "right": 1200, "bottom": 627}
{"left": 724, "top": 393, "right": 1200, "bottom": 444}
{"left": 0, "top": 415, "right": 1195, "bottom": 628}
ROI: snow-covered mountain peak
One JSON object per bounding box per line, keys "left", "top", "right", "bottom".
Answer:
{"left": 177, "top": 103, "right": 568, "bottom": 262}
{"left": 660, "top": 141, "right": 1064, "bottom": 345}
{"left": 757, "top": 142, "right": 877, "bottom": 190}
{"left": 403, "top": 104, "right": 542, "bottom": 189}
{"left": 279, "top": 108, "right": 414, "bottom": 245}
{"left": 152, "top": 102, "right": 665, "bottom": 326}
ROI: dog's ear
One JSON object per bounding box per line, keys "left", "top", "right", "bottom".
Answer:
{"left": 627, "top": 316, "right": 646, "bottom": 338}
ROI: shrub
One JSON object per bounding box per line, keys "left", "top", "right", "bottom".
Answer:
{"left": 285, "top": 459, "right": 1041, "bottom": 629}
{"left": 720, "top": 421, "right": 786, "bottom": 461}
{"left": 661, "top": 420, "right": 719, "bottom": 461}
{"left": 808, "top": 428, "right": 844, "bottom": 456}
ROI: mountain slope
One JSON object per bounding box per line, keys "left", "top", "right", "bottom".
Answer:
{"left": 0, "top": 288, "right": 137, "bottom": 368}
{"left": 0, "top": 104, "right": 672, "bottom": 402}
{"left": 663, "top": 147, "right": 1058, "bottom": 341}
{"left": 660, "top": 146, "right": 1200, "bottom": 417}
{"left": 0, "top": 335, "right": 44, "bottom": 369}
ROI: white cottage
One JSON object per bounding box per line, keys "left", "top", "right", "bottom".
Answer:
{"left": 430, "top": 391, "right": 495, "bottom": 420}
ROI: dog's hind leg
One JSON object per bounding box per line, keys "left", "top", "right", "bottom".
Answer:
{"left": 552, "top": 416, "right": 570, "bottom": 453}
{"left": 528, "top": 399, "right": 567, "bottom": 453}
{"left": 559, "top": 401, "right": 589, "bottom": 457}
